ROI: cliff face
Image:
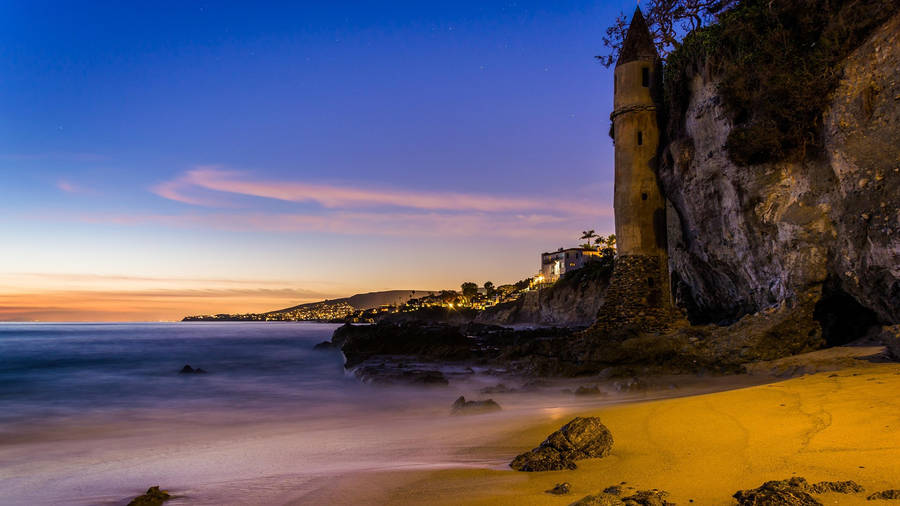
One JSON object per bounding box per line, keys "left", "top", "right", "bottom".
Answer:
{"left": 476, "top": 265, "right": 610, "bottom": 327}
{"left": 660, "top": 12, "right": 900, "bottom": 332}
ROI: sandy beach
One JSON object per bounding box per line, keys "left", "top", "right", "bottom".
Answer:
{"left": 307, "top": 347, "right": 900, "bottom": 505}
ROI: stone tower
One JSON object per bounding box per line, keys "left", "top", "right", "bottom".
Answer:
{"left": 593, "top": 7, "right": 677, "bottom": 332}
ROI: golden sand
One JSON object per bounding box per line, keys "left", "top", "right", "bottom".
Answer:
{"left": 307, "top": 351, "right": 900, "bottom": 505}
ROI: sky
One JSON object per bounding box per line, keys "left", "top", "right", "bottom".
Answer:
{"left": 0, "top": 1, "right": 630, "bottom": 321}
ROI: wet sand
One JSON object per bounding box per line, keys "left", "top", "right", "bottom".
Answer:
{"left": 307, "top": 347, "right": 900, "bottom": 505}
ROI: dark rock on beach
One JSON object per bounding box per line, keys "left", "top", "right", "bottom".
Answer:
{"left": 510, "top": 416, "right": 613, "bottom": 472}
{"left": 333, "top": 322, "right": 472, "bottom": 369}
{"left": 127, "top": 486, "right": 171, "bottom": 506}
{"left": 313, "top": 340, "right": 337, "bottom": 350}
{"left": 868, "top": 489, "right": 900, "bottom": 500}
{"left": 809, "top": 480, "right": 864, "bottom": 494}
{"left": 880, "top": 325, "right": 900, "bottom": 361}
{"left": 352, "top": 365, "right": 449, "bottom": 386}
{"left": 733, "top": 478, "right": 823, "bottom": 505}
{"left": 450, "top": 396, "right": 501, "bottom": 415}
{"left": 571, "top": 489, "right": 674, "bottom": 506}
{"left": 570, "top": 493, "right": 626, "bottom": 505}
{"left": 179, "top": 365, "right": 206, "bottom": 374}
{"left": 546, "top": 482, "right": 571, "bottom": 495}
{"left": 621, "top": 489, "right": 675, "bottom": 506}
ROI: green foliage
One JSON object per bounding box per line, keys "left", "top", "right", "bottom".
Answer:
{"left": 664, "top": 0, "right": 898, "bottom": 166}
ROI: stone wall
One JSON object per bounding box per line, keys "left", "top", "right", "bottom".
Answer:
{"left": 592, "top": 255, "right": 681, "bottom": 332}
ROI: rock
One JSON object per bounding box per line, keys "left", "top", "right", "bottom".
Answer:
{"left": 546, "top": 482, "right": 571, "bottom": 495}
{"left": 574, "top": 385, "right": 607, "bottom": 396}
{"left": 352, "top": 365, "right": 449, "bottom": 386}
{"left": 570, "top": 493, "right": 626, "bottom": 506}
{"left": 127, "top": 486, "right": 171, "bottom": 506}
{"left": 868, "top": 490, "right": 900, "bottom": 500}
{"left": 603, "top": 485, "right": 623, "bottom": 495}
{"left": 313, "top": 341, "right": 337, "bottom": 350}
{"left": 571, "top": 489, "right": 674, "bottom": 506}
{"left": 450, "top": 396, "right": 501, "bottom": 415}
{"left": 733, "top": 478, "right": 823, "bottom": 505}
{"left": 809, "top": 480, "right": 864, "bottom": 494}
{"left": 333, "top": 322, "right": 473, "bottom": 369}
{"left": 179, "top": 365, "right": 195, "bottom": 374}
{"left": 621, "top": 489, "right": 675, "bottom": 506}
{"left": 509, "top": 417, "right": 613, "bottom": 472}
{"left": 194, "top": 368, "right": 207, "bottom": 374}
{"left": 879, "top": 325, "right": 900, "bottom": 360}
{"left": 613, "top": 377, "right": 648, "bottom": 392}
{"left": 659, "top": 12, "right": 900, "bottom": 327}
{"left": 475, "top": 260, "right": 612, "bottom": 327}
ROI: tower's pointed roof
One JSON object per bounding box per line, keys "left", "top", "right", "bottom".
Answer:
{"left": 616, "top": 7, "right": 658, "bottom": 67}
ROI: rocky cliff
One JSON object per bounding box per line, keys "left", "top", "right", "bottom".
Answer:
{"left": 476, "top": 260, "right": 611, "bottom": 328}
{"left": 660, "top": 11, "right": 900, "bottom": 337}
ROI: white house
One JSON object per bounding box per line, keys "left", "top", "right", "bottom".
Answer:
{"left": 539, "top": 247, "right": 600, "bottom": 282}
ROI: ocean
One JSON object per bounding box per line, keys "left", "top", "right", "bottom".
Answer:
{"left": 0, "top": 322, "right": 743, "bottom": 505}
{"left": 0, "top": 322, "right": 581, "bottom": 505}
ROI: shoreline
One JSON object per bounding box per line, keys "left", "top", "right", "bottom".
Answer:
{"left": 302, "top": 347, "right": 900, "bottom": 505}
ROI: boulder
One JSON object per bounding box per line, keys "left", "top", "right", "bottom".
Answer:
{"left": 809, "top": 480, "right": 864, "bottom": 494}
{"left": 127, "top": 486, "right": 171, "bottom": 506}
{"left": 509, "top": 417, "right": 613, "bottom": 472}
{"left": 450, "top": 396, "right": 501, "bottom": 415}
{"left": 880, "top": 325, "right": 900, "bottom": 360}
{"left": 621, "top": 489, "right": 675, "bottom": 506}
{"left": 733, "top": 478, "right": 822, "bottom": 505}
{"left": 867, "top": 489, "right": 900, "bottom": 500}
{"left": 179, "top": 365, "right": 195, "bottom": 374}
{"left": 352, "top": 365, "right": 449, "bottom": 386}
{"left": 546, "top": 482, "right": 571, "bottom": 495}
{"left": 313, "top": 341, "right": 337, "bottom": 350}
{"left": 571, "top": 489, "right": 674, "bottom": 506}
{"left": 570, "top": 493, "right": 626, "bottom": 506}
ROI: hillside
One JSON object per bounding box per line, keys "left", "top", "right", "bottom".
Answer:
{"left": 270, "top": 290, "right": 438, "bottom": 314}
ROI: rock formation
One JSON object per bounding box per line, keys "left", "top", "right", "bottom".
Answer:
{"left": 509, "top": 416, "right": 613, "bottom": 471}
{"left": 660, "top": 11, "right": 900, "bottom": 332}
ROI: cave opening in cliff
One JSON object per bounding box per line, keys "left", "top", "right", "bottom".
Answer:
{"left": 813, "top": 277, "right": 881, "bottom": 347}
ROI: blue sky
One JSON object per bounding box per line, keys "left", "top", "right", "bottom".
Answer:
{"left": 0, "top": 1, "right": 630, "bottom": 320}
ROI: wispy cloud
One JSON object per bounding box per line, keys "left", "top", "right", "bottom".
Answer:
{"left": 142, "top": 167, "right": 612, "bottom": 239}
{"left": 153, "top": 167, "right": 607, "bottom": 216}
{"left": 75, "top": 210, "right": 589, "bottom": 239}
{"left": 56, "top": 179, "right": 95, "bottom": 194}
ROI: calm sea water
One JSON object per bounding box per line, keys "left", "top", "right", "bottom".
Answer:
{"left": 0, "top": 322, "right": 539, "bottom": 505}
{"left": 0, "top": 322, "right": 741, "bottom": 505}
{"left": 0, "top": 322, "right": 355, "bottom": 425}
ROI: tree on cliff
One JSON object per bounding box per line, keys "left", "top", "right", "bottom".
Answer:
{"left": 598, "top": 0, "right": 738, "bottom": 66}
{"left": 461, "top": 282, "right": 479, "bottom": 301}
{"left": 580, "top": 230, "right": 598, "bottom": 250}
{"left": 483, "top": 281, "right": 496, "bottom": 298}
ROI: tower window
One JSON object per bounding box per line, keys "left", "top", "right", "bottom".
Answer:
{"left": 641, "top": 192, "right": 648, "bottom": 201}
{"left": 637, "top": 131, "right": 643, "bottom": 145}
{"left": 642, "top": 67, "right": 650, "bottom": 87}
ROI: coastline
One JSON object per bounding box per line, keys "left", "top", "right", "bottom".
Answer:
{"left": 303, "top": 348, "right": 900, "bottom": 505}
